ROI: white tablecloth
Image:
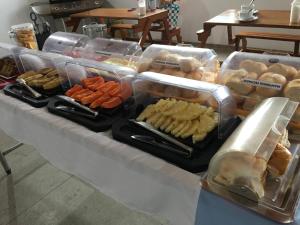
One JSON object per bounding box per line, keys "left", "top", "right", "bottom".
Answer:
{"left": 0, "top": 92, "right": 201, "bottom": 225}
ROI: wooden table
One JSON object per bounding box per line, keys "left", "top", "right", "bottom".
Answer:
{"left": 70, "top": 8, "right": 170, "bottom": 47}
{"left": 197, "top": 10, "right": 300, "bottom": 48}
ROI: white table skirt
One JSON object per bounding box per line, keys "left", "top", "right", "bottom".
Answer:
{"left": 0, "top": 92, "right": 201, "bottom": 225}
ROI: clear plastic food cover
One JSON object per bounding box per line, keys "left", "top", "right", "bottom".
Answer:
{"left": 57, "top": 57, "right": 136, "bottom": 104}
{"left": 0, "top": 42, "right": 24, "bottom": 78}
{"left": 137, "top": 44, "right": 220, "bottom": 83}
{"left": 43, "top": 32, "right": 142, "bottom": 69}
{"left": 207, "top": 97, "right": 299, "bottom": 206}
{"left": 132, "top": 71, "right": 236, "bottom": 139}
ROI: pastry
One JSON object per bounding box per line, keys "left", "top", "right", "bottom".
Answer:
{"left": 224, "top": 69, "right": 258, "bottom": 95}
{"left": 214, "top": 153, "right": 267, "bottom": 199}
{"left": 137, "top": 59, "right": 152, "bottom": 73}
{"left": 294, "top": 71, "right": 300, "bottom": 80}
{"left": 242, "top": 93, "right": 264, "bottom": 111}
{"left": 267, "top": 63, "right": 297, "bottom": 80}
{"left": 239, "top": 59, "right": 268, "bottom": 75}
{"left": 256, "top": 72, "right": 286, "bottom": 97}
{"left": 284, "top": 79, "right": 300, "bottom": 102}
{"left": 160, "top": 68, "right": 178, "bottom": 76}
{"left": 201, "top": 72, "right": 217, "bottom": 83}
{"left": 172, "top": 70, "right": 186, "bottom": 78}
{"left": 179, "top": 57, "right": 201, "bottom": 73}
{"left": 292, "top": 107, "right": 300, "bottom": 123}
{"left": 186, "top": 70, "right": 203, "bottom": 81}
{"left": 267, "top": 143, "right": 292, "bottom": 177}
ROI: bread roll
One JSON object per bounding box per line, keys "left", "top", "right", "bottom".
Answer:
{"left": 242, "top": 93, "right": 264, "bottom": 111}
{"left": 239, "top": 59, "right": 267, "bottom": 75}
{"left": 149, "top": 67, "right": 162, "bottom": 73}
{"left": 201, "top": 71, "right": 217, "bottom": 83}
{"left": 186, "top": 70, "right": 203, "bottom": 81}
{"left": 160, "top": 68, "right": 178, "bottom": 76}
{"left": 292, "top": 107, "right": 300, "bottom": 123}
{"left": 164, "top": 86, "right": 182, "bottom": 97}
{"left": 224, "top": 69, "right": 258, "bottom": 95}
{"left": 181, "top": 89, "right": 198, "bottom": 98}
{"left": 137, "top": 59, "right": 152, "bottom": 73}
{"left": 172, "top": 70, "right": 186, "bottom": 78}
{"left": 267, "top": 143, "right": 292, "bottom": 177}
{"left": 284, "top": 79, "right": 300, "bottom": 102}
{"left": 179, "top": 57, "right": 201, "bottom": 73}
{"left": 267, "top": 63, "right": 297, "bottom": 80}
{"left": 294, "top": 71, "right": 300, "bottom": 80}
{"left": 214, "top": 153, "right": 267, "bottom": 199}
{"left": 165, "top": 54, "right": 180, "bottom": 67}
{"left": 256, "top": 72, "right": 286, "bottom": 97}
{"left": 155, "top": 50, "right": 169, "bottom": 61}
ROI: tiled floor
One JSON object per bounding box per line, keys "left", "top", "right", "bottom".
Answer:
{"left": 0, "top": 130, "right": 168, "bottom": 225}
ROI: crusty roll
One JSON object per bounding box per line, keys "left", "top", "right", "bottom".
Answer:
{"left": 160, "top": 68, "right": 178, "bottom": 76}
{"left": 179, "top": 57, "right": 201, "bottom": 73}
{"left": 256, "top": 72, "right": 287, "bottom": 97}
{"left": 137, "top": 59, "right": 152, "bottom": 73}
{"left": 292, "top": 107, "right": 300, "bottom": 123}
{"left": 224, "top": 69, "right": 258, "bottom": 95}
{"left": 242, "top": 93, "right": 264, "bottom": 111}
{"left": 267, "top": 143, "right": 292, "bottom": 177}
{"left": 267, "top": 63, "right": 297, "bottom": 80}
{"left": 239, "top": 59, "right": 268, "bottom": 75}
{"left": 201, "top": 71, "right": 218, "bottom": 83}
{"left": 284, "top": 79, "right": 300, "bottom": 102}
{"left": 186, "top": 70, "right": 203, "bottom": 81}
{"left": 172, "top": 70, "right": 186, "bottom": 78}
{"left": 294, "top": 71, "right": 300, "bottom": 80}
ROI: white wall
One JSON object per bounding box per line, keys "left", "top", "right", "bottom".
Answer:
{"left": 109, "top": 0, "right": 297, "bottom": 51}
{"left": 0, "top": 0, "right": 297, "bottom": 51}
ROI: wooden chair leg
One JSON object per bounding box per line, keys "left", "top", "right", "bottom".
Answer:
{"left": 294, "top": 41, "right": 299, "bottom": 56}
{"left": 235, "top": 36, "right": 241, "bottom": 51}
{"left": 241, "top": 37, "right": 248, "bottom": 51}
{"left": 176, "top": 31, "right": 182, "bottom": 43}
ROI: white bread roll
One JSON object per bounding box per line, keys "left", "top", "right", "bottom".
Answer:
{"left": 186, "top": 70, "right": 203, "bottom": 81}
{"left": 160, "top": 68, "right": 178, "bottom": 76}
{"left": 267, "top": 143, "right": 292, "bottom": 177}
{"left": 172, "top": 70, "right": 186, "bottom": 78}
{"left": 242, "top": 93, "right": 264, "bottom": 111}
{"left": 256, "top": 72, "right": 287, "bottom": 97}
{"left": 267, "top": 63, "right": 297, "bottom": 80}
{"left": 201, "top": 72, "right": 217, "bottom": 83}
{"left": 224, "top": 69, "right": 258, "bottom": 95}
{"left": 292, "top": 107, "right": 300, "bottom": 123}
{"left": 137, "top": 59, "right": 152, "bottom": 73}
{"left": 179, "top": 57, "right": 201, "bottom": 73}
{"left": 239, "top": 59, "right": 267, "bottom": 75}
{"left": 284, "top": 79, "right": 300, "bottom": 102}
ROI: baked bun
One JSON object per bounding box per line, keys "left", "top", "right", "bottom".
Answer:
{"left": 164, "top": 86, "right": 182, "bottom": 97}
{"left": 179, "top": 57, "right": 201, "bottom": 73}
{"left": 160, "top": 68, "right": 178, "bottom": 76}
{"left": 256, "top": 72, "right": 287, "bottom": 97}
{"left": 239, "top": 59, "right": 268, "bottom": 75}
{"left": 149, "top": 67, "right": 162, "bottom": 73}
{"left": 242, "top": 93, "right": 264, "bottom": 111}
{"left": 292, "top": 107, "right": 300, "bottom": 123}
{"left": 224, "top": 69, "right": 258, "bottom": 95}
{"left": 267, "top": 143, "right": 292, "bottom": 177}
{"left": 186, "top": 70, "right": 203, "bottom": 81}
{"left": 137, "top": 59, "right": 152, "bottom": 73}
{"left": 267, "top": 63, "right": 297, "bottom": 80}
{"left": 284, "top": 79, "right": 300, "bottom": 102}
{"left": 165, "top": 54, "right": 180, "bottom": 67}
{"left": 201, "top": 71, "right": 217, "bottom": 83}
{"left": 154, "top": 50, "right": 169, "bottom": 61}
{"left": 181, "top": 89, "right": 198, "bottom": 98}
{"left": 294, "top": 71, "right": 300, "bottom": 80}
{"left": 172, "top": 70, "right": 186, "bottom": 78}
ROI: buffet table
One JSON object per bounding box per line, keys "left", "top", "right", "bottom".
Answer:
{"left": 0, "top": 92, "right": 200, "bottom": 225}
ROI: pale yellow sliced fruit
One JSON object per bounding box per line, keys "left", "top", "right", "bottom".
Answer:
{"left": 165, "top": 120, "right": 179, "bottom": 133}
{"left": 162, "top": 100, "right": 188, "bottom": 116}
{"left": 136, "top": 105, "right": 155, "bottom": 121}
{"left": 146, "top": 112, "right": 161, "bottom": 125}
{"left": 160, "top": 117, "right": 173, "bottom": 130}
{"left": 180, "top": 120, "right": 199, "bottom": 139}
{"left": 171, "top": 120, "right": 187, "bottom": 136}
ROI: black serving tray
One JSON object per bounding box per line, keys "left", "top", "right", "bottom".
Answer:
{"left": 3, "top": 83, "right": 50, "bottom": 108}
{"left": 112, "top": 104, "right": 241, "bottom": 173}
{"left": 47, "top": 96, "right": 134, "bottom": 132}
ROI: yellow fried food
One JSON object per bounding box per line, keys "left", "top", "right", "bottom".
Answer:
{"left": 24, "top": 74, "right": 43, "bottom": 82}
{"left": 37, "top": 68, "right": 55, "bottom": 75}
{"left": 18, "top": 70, "right": 37, "bottom": 79}
{"left": 43, "top": 77, "right": 63, "bottom": 90}
{"left": 136, "top": 98, "right": 218, "bottom": 143}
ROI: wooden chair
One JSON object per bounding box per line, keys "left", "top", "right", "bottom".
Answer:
{"left": 235, "top": 31, "right": 300, "bottom": 56}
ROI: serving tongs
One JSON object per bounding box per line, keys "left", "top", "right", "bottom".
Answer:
{"left": 16, "top": 78, "right": 42, "bottom": 99}
{"left": 56, "top": 95, "right": 99, "bottom": 117}
{"left": 130, "top": 120, "right": 193, "bottom": 158}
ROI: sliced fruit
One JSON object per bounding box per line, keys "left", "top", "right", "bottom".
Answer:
{"left": 81, "top": 77, "right": 103, "bottom": 88}
{"left": 90, "top": 94, "right": 111, "bottom": 109}
{"left": 65, "top": 84, "right": 83, "bottom": 97}
{"left": 101, "top": 96, "right": 122, "bottom": 109}
{"left": 73, "top": 90, "right": 93, "bottom": 101}
{"left": 80, "top": 91, "right": 104, "bottom": 105}
{"left": 70, "top": 88, "right": 88, "bottom": 98}
{"left": 86, "top": 78, "right": 105, "bottom": 91}
{"left": 108, "top": 84, "right": 121, "bottom": 97}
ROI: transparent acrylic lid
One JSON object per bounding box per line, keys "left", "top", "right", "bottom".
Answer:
{"left": 0, "top": 42, "right": 25, "bottom": 77}
{"left": 207, "top": 97, "right": 298, "bottom": 203}
{"left": 43, "top": 32, "right": 142, "bottom": 69}
{"left": 137, "top": 44, "right": 219, "bottom": 83}
{"left": 57, "top": 57, "right": 136, "bottom": 104}
{"left": 42, "top": 32, "right": 89, "bottom": 56}
{"left": 133, "top": 71, "right": 236, "bottom": 138}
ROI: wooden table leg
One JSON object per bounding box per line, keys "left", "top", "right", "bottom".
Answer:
{"left": 162, "top": 17, "right": 171, "bottom": 45}
{"left": 227, "top": 25, "right": 236, "bottom": 45}
{"left": 197, "top": 24, "right": 214, "bottom": 48}
{"left": 71, "top": 18, "right": 81, "bottom": 32}
{"left": 139, "top": 19, "right": 153, "bottom": 48}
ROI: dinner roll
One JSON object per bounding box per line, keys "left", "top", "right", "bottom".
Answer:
{"left": 293, "top": 70, "right": 300, "bottom": 80}
{"left": 160, "top": 68, "right": 178, "bottom": 76}
{"left": 267, "top": 63, "right": 297, "bottom": 80}
{"left": 201, "top": 71, "right": 217, "bottom": 83}
{"left": 179, "top": 57, "right": 201, "bottom": 73}
{"left": 256, "top": 72, "right": 287, "bottom": 97}
{"left": 284, "top": 79, "right": 300, "bottom": 102}
{"left": 149, "top": 67, "right": 162, "bottom": 73}
{"left": 239, "top": 59, "right": 268, "bottom": 75}
{"left": 172, "top": 70, "right": 186, "bottom": 78}
{"left": 242, "top": 93, "right": 264, "bottom": 111}
{"left": 224, "top": 69, "right": 258, "bottom": 95}
{"left": 137, "top": 59, "right": 152, "bottom": 73}
{"left": 292, "top": 107, "right": 300, "bottom": 123}
{"left": 186, "top": 70, "right": 203, "bottom": 81}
